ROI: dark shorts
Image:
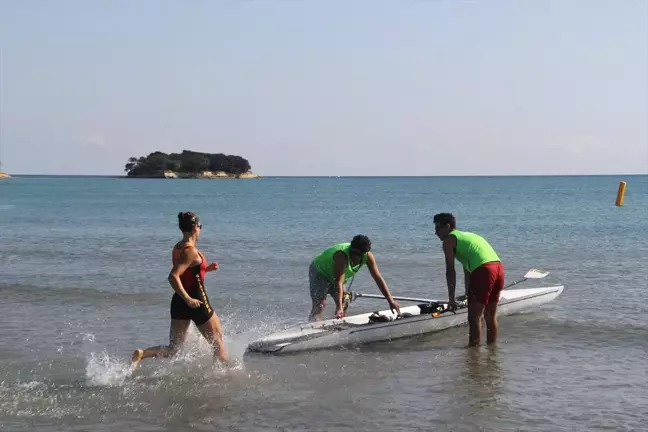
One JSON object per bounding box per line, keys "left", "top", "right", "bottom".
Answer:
{"left": 468, "top": 261, "right": 505, "bottom": 306}
{"left": 309, "top": 261, "right": 336, "bottom": 306}
{"left": 170, "top": 291, "right": 214, "bottom": 327}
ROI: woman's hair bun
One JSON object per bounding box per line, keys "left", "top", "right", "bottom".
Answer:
{"left": 177, "top": 211, "right": 200, "bottom": 232}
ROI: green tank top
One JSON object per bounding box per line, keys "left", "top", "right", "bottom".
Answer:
{"left": 313, "top": 242, "right": 368, "bottom": 283}
{"left": 450, "top": 229, "right": 500, "bottom": 273}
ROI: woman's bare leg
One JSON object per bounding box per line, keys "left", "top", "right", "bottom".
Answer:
{"left": 131, "top": 319, "right": 190, "bottom": 369}
{"left": 197, "top": 313, "right": 229, "bottom": 364}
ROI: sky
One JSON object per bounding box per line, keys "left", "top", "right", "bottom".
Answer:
{"left": 0, "top": 0, "right": 647, "bottom": 176}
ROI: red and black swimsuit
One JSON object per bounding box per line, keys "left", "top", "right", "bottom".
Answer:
{"left": 169, "top": 244, "right": 214, "bottom": 326}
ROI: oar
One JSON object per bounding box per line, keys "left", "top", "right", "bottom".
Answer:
{"left": 351, "top": 292, "right": 441, "bottom": 304}
{"left": 504, "top": 268, "right": 549, "bottom": 288}
{"left": 350, "top": 268, "right": 550, "bottom": 304}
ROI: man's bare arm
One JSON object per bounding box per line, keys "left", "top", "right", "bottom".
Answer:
{"left": 442, "top": 236, "right": 457, "bottom": 301}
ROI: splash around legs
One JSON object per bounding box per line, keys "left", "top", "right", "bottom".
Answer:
{"left": 130, "top": 314, "right": 231, "bottom": 370}
{"left": 130, "top": 319, "right": 190, "bottom": 370}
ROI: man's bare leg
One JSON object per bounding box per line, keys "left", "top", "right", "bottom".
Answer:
{"left": 484, "top": 303, "right": 498, "bottom": 344}
{"left": 467, "top": 302, "right": 485, "bottom": 347}
{"left": 308, "top": 298, "right": 325, "bottom": 322}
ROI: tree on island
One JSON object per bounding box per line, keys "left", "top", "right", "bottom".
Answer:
{"left": 125, "top": 150, "right": 252, "bottom": 177}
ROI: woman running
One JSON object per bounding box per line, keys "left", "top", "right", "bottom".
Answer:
{"left": 130, "top": 212, "right": 228, "bottom": 369}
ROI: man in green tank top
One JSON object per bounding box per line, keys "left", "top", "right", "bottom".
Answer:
{"left": 433, "top": 213, "right": 505, "bottom": 347}
{"left": 308, "top": 234, "right": 400, "bottom": 321}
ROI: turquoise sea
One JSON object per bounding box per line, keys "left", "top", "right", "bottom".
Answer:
{"left": 1, "top": 175, "right": 647, "bottom": 431}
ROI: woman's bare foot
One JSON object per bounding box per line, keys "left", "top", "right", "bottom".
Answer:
{"left": 215, "top": 356, "right": 236, "bottom": 370}
{"left": 130, "top": 349, "right": 144, "bottom": 370}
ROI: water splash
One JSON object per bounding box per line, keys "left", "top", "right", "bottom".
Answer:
{"left": 84, "top": 350, "right": 133, "bottom": 387}
{"left": 81, "top": 323, "right": 251, "bottom": 390}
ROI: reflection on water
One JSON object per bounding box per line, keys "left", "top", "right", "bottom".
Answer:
{"left": 465, "top": 346, "right": 503, "bottom": 388}
{"left": 455, "top": 346, "right": 504, "bottom": 411}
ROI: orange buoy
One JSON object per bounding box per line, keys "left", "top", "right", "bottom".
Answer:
{"left": 615, "top": 181, "right": 627, "bottom": 206}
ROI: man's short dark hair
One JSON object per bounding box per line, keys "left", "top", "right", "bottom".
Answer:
{"left": 433, "top": 213, "right": 456, "bottom": 229}
{"left": 350, "top": 234, "right": 372, "bottom": 253}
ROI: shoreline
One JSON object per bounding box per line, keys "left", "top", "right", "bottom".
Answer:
{"left": 129, "top": 170, "right": 262, "bottom": 179}
{"left": 2, "top": 173, "right": 646, "bottom": 179}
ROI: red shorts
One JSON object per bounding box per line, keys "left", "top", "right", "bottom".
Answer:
{"left": 468, "top": 262, "right": 505, "bottom": 305}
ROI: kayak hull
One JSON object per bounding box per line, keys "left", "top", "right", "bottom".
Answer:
{"left": 245, "top": 286, "right": 564, "bottom": 354}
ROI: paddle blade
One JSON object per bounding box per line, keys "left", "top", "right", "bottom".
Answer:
{"left": 524, "top": 269, "right": 549, "bottom": 279}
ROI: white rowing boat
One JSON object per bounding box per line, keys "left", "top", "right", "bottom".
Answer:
{"left": 247, "top": 285, "right": 564, "bottom": 354}
{"left": 246, "top": 269, "right": 564, "bottom": 354}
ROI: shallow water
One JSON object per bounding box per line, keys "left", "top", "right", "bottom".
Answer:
{"left": 1, "top": 175, "right": 646, "bottom": 431}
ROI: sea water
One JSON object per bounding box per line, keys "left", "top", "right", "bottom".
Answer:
{"left": 1, "top": 175, "right": 647, "bottom": 431}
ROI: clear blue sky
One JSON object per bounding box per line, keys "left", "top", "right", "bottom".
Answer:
{"left": 1, "top": 0, "right": 646, "bottom": 176}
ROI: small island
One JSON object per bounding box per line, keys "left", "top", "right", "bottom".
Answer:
{"left": 124, "top": 150, "right": 261, "bottom": 179}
